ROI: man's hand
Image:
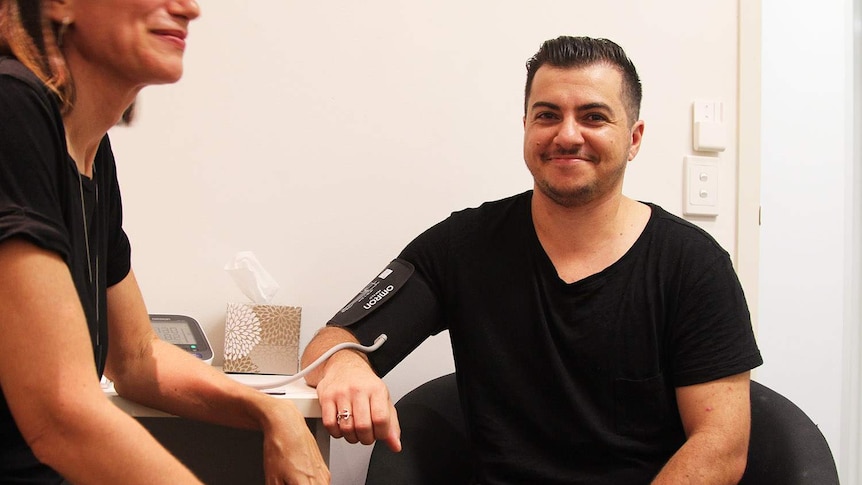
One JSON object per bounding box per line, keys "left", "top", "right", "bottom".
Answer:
{"left": 302, "top": 327, "right": 402, "bottom": 452}
{"left": 315, "top": 350, "right": 402, "bottom": 452}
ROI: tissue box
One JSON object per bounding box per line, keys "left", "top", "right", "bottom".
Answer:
{"left": 223, "top": 303, "right": 301, "bottom": 374}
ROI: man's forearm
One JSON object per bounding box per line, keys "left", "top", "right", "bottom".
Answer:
{"left": 301, "top": 326, "right": 370, "bottom": 386}
{"left": 651, "top": 432, "right": 747, "bottom": 485}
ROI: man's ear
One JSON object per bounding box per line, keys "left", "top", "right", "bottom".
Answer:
{"left": 46, "top": 0, "right": 75, "bottom": 24}
{"left": 627, "top": 120, "right": 645, "bottom": 161}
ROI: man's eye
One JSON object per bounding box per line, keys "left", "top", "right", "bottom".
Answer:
{"left": 585, "top": 113, "right": 608, "bottom": 122}
{"left": 536, "top": 112, "right": 559, "bottom": 120}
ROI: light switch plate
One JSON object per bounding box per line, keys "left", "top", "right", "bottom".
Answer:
{"left": 694, "top": 121, "right": 727, "bottom": 152}
{"left": 692, "top": 100, "right": 726, "bottom": 152}
{"left": 683, "top": 156, "right": 719, "bottom": 217}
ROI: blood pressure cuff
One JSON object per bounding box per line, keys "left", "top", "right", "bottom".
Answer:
{"left": 327, "top": 258, "right": 442, "bottom": 376}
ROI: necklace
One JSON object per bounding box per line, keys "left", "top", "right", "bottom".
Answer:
{"left": 76, "top": 165, "right": 101, "bottom": 368}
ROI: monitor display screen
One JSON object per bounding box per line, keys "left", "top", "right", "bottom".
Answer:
{"left": 153, "top": 321, "right": 197, "bottom": 345}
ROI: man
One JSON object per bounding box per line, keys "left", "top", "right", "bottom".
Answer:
{"left": 302, "top": 36, "right": 762, "bottom": 484}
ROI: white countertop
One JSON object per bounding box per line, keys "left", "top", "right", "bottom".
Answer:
{"left": 104, "top": 373, "right": 322, "bottom": 418}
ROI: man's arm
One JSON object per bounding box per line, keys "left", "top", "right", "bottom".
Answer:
{"left": 652, "top": 372, "right": 751, "bottom": 485}
{"left": 301, "top": 256, "right": 445, "bottom": 452}
{"left": 301, "top": 326, "right": 401, "bottom": 452}
{"left": 0, "top": 240, "right": 202, "bottom": 484}
{"left": 103, "top": 270, "right": 329, "bottom": 484}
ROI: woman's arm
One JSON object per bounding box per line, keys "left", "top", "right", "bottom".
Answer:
{"left": 0, "top": 239, "right": 202, "bottom": 484}
{"left": 104, "top": 269, "right": 329, "bottom": 484}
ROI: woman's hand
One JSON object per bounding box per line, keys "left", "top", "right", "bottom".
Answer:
{"left": 261, "top": 400, "right": 331, "bottom": 484}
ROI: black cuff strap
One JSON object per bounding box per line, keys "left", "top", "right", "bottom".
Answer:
{"left": 328, "top": 258, "right": 415, "bottom": 327}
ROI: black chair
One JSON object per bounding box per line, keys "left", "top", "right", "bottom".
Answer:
{"left": 366, "top": 373, "right": 471, "bottom": 485}
{"left": 365, "top": 374, "right": 840, "bottom": 485}
{"left": 739, "top": 380, "right": 840, "bottom": 484}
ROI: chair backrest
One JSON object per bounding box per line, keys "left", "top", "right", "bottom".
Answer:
{"left": 366, "top": 375, "right": 840, "bottom": 485}
{"left": 738, "top": 380, "right": 839, "bottom": 484}
{"left": 365, "top": 373, "right": 471, "bottom": 485}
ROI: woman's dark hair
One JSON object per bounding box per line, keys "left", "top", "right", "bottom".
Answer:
{"left": 0, "top": 0, "right": 74, "bottom": 113}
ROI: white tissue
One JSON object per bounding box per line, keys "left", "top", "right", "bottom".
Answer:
{"left": 224, "top": 251, "right": 280, "bottom": 304}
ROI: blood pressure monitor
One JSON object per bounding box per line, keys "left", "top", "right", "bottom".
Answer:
{"left": 149, "top": 314, "right": 213, "bottom": 364}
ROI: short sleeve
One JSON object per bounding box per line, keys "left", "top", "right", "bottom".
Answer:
{"left": 670, "top": 247, "right": 762, "bottom": 386}
{"left": 0, "top": 66, "right": 71, "bottom": 260}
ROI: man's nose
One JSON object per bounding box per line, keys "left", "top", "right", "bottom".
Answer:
{"left": 554, "top": 117, "right": 585, "bottom": 148}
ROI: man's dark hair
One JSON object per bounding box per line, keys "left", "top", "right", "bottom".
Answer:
{"left": 524, "top": 36, "right": 642, "bottom": 125}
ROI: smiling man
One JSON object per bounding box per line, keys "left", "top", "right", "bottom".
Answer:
{"left": 302, "top": 36, "right": 762, "bottom": 485}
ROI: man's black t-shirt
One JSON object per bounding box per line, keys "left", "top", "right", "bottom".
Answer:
{"left": 344, "top": 191, "right": 762, "bottom": 484}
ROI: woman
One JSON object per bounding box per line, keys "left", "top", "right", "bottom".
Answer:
{"left": 0, "top": 1, "right": 329, "bottom": 483}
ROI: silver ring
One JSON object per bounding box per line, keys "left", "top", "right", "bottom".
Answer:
{"left": 336, "top": 409, "right": 351, "bottom": 424}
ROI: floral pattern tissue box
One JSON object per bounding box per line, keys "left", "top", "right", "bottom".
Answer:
{"left": 223, "top": 303, "right": 301, "bottom": 374}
